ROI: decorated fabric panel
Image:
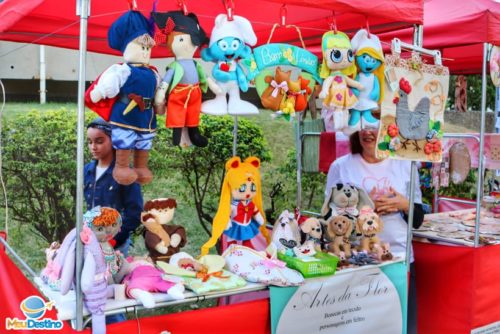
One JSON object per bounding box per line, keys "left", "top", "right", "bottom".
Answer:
{"left": 491, "top": 46, "right": 500, "bottom": 87}
{"left": 376, "top": 53, "right": 449, "bottom": 162}
{"left": 249, "top": 42, "right": 320, "bottom": 121}
{"left": 181, "top": 270, "right": 247, "bottom": 295}
{"left": 222, "top": 245, "right": 304, "bottom": 287}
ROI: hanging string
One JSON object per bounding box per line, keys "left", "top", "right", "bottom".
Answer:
{"left": 0, "top": 79, "right": 8, "bottom": 237}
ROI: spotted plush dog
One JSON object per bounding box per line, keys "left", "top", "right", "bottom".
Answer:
{"left": 271, "top": 210, "right": 301, "bottom": 252}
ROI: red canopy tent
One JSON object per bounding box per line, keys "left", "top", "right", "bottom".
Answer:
{"left": 0, "top": 0, "right": 423, "bottom": 57}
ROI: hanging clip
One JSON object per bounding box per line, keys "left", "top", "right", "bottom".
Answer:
{"left": 223, "top": 0, "right": 235, "bottom": 21}
{"left": 177, "top": 0, "right": 188, "bottom": 15}
{"left": 280, "top": 4, "right": 287, "bottom": 27}
{"left": 128, "top": 0, "right": 138, "bottom": 11}
{"left": 365, "top": 17, "right": 371, "bottom": 38}
{"left": 329, "top": 11, "right": 337, "bottom": 34}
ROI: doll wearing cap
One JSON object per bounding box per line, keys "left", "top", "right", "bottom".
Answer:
{"left": 87, "top": 10, "right": 159, "bottom": 186}
{"left": 201, "top": 157, "right": 270, "bottom": 256}
{"left": 200, "top": 14, "right": 259, "bottom": 116}
{"left": 153, "top": 11, "right": 220, "bottom": 147}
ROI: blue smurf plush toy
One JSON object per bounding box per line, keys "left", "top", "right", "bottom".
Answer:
{"left": 347, "top": 29, "right": 385, "bottom": 134}
{"left": 201, "top": 14, "right": 259, "bottom": 116}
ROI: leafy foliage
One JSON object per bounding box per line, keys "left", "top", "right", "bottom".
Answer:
{"left": 148, "top": 115, "right": 271, "bottom": 236}
{"left": 2, "top": 108, "right": 93, "bottom": 242}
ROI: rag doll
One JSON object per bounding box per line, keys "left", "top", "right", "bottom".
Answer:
{"left": 271, "top": 209, "right": 301, "bottom": 252}
{"left": 142, "top": 198, "right": 187, "bottom": 263}
{"left": 201, "top": 14, "right": 259, "bottom": 116}
{"left": 321, "top": 183, "right": 374, "bottom": 218}
{"left": 122, "top": 256, "right": 185, "bottom": 308}
{"left": 153, "top": 10, "right": 220, "bottom": 147}
{"left": 261, "top": 67, "right": 291, "bottom": 111}
{"left": 201, "top": 156, "right": 270, "bottom": 256}
{"left": 86, "top": 10, "right": 158, "bottom": 185}
{"left": 319, "top": 31, "right": 363, "bottom": 132}
{"left": 300, "top": 217, "right": 323, "bottom": 252}
{"left": 356, "top": 206, "right": 384, "bottom": 253}
{"left": 348, "top": 29, "right": 385, "bottom": 132}
{"left": 325, "top": 215, "right": 353, "bottom": 258}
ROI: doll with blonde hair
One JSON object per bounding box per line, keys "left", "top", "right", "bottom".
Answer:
{"left": 319, "top": 31, "right": 363, "bottom": 132}
{"left": 200, "top": 156, "right": 270, "bottom": 256}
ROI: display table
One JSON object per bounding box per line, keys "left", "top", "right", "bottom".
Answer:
{"left": 414, "top": 241, "right": 500, "bottom": 333}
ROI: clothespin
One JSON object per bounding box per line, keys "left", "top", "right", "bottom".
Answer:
{"left": 177, "top": 0, "right": 188, "bottom": 15}
{"left": 365, "top": 17, "right": 371, "bottom": 38}
{"left": 280, "top": 4, "right": 287, "bottom": 27}
{"left": 223, "top": 0, "right": 234, "bottom": 21}
{"left": 329, "top": 11, "right": 337, "bottom": 34}
{"left": 128, "top": 0, "right": 138, "bottom": 10}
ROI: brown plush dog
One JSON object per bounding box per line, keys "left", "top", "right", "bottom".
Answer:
{"left": 326, "top": 215, "right": 353, "bottom": 258}
{"left": 356, "top": 206, "right": 384, "bottom": 253}
{"left": 261, "top": 67, "right": 291, "bottom": 111}
{"left": 300, "top": 217, "right": 323, "bottom": 252}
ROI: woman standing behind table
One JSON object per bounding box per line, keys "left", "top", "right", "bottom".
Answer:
{"left": 325, "top": 128, "right": 425, "bottom": 334}
{"left": 84, "top": 117, "right": 143, "bottom": 257}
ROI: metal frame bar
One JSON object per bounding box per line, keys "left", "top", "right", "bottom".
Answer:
{"left": 0, "top": 235, "right": 37, "bottom": 278}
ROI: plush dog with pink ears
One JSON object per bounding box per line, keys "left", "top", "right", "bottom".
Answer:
{"left": 356, "top": 206, "right": 384, "bottom": 253}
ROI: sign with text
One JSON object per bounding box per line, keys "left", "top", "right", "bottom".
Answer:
{"left": 270, "top": 262, "right": 407, "bottom": 334}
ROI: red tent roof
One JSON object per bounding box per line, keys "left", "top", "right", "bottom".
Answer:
{"left": 0, "top": 0, "right": 423, "bottom": 57}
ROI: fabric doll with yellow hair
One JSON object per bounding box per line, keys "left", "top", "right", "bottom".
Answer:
{"left": 347, "top": 29, "right": 385, "bottom": 133}
{"left": 319, "top": 31, "right": 363, "bottom": 132}
{"left": 201, "top": 156, "right": 270, "bottom": 256}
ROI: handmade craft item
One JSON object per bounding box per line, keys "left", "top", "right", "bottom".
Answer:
{"left": 201, "top": 14, "right": 258, "bottom": 116}
{"left": 85, "top": 10, "right": 158, "bottom": 185}
{"left": 250, "top": 25, "right": 320, "bottom": 121}
{"left": 300, "top": 217, "right": 323, "bottom": 252}
{"left": 321, "top": 183, "right": 374, "bottom": 218}
{"left": 491, "top": 46, "right": 500, "bottom": 87}
{"left": 448, "top": 142, "right": 471, "bottom": 184}
{"left": 200, "top": 156, "right": 270, "bottom": 256}
{"left": 454, "top": 75, "right": 467, "bottom": 112}
{"left": 223, "top": 244, "right": 304, "bottom": 286}
{"left": 142, "top": 198, "right": 187, "bottom": 263}
{"left": 348, "top": 29, "right": 385, "bottom": 133}
{"left": 376, "top": 47, "right": 449, "bottom": 162}
{"left": 153, "top": 10, "right": 218, "bottom": 147}
{"left": 356, "top": 206, "right": 384, "bottom": 253}
{"left": 325, "top": 215, "right": 353, "bottom": 258}
{"left": 271, "top": 210, "right": 301, "bottom": 252}
{"left": 319, "top": 31, "right": 362, "bottom": 132}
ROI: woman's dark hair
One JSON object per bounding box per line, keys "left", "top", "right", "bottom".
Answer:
{"left": 349, "top": 131, "right": 362, "bottom": 154}
{"left": 87, "top": 117, "right": 112, "bottom": 138}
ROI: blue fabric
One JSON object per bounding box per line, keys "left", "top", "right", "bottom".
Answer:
{"left": 109, "top": 64, "right": 157, "bottom": 132}
{"left": 110, "top": 125, "right": 156, "bottom": 150}
{"left": 108, "top": 11, "right": 152, "bottom": 53}
{"left": 224, "top": 219, "right": 261, "bottom": 241}
{"left": 84, "top": 159, "right": 143, "bottom": 248}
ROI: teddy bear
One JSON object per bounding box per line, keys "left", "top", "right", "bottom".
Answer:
{"left": 271, "top": 209, "right": 301, "bottom": 252}
{"left": 356, "top": 206, "right": 384, "bottom": 253}
{"left": 86, "top": 10, "right": 158, "bottom": 186}
{"left": 321, "top": 183, "right": 374, "bottom": 218}
{"left": 372, "top": 243, "right": 394, "bottom": 262}
{"left": 261, "top": 67, "right": 291, "bottom": 111}
{"left": 142, "top": 198, "right": 187, "bottom": 263}
{"left": 201, "top": 14, "right": 259, "bottom": 116}
{"left": 300, "top": 217, "right": 323, "bottom": 252}
{"left": 325, "top": 215, "right": 354, "bottom": 258}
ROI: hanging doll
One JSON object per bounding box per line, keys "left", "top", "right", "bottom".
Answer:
{"left": 200, "top": 157, "right": 270, "bottom": 256}
{"left": 86, "top": 10, "right": 158, "bottom": 186}
{"left": 201, "top": 14, "right": 259, "bottom": 116}
{"left": 153, "top": 11, "right": 220, "bottom": 147}
{"left": 142, "top": 198, "right": 187, "bottom": 263}
{"left": 347, "top": 29, "right": 385, "bottom": 132}
{"left": 319, "top": 31, "right": 363, "bottom": 133}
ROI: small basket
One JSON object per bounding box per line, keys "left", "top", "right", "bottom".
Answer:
{"left": 278, "top": 252, "right": 339, "bottom": 278}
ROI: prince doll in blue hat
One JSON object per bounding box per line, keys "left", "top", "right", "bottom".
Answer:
{"left": 87, "top": 10, "right": 159, "bottom": 186}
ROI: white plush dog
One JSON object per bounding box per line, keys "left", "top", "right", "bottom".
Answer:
{"left": 271, "top": 210, "right": 301, "bottom": 251}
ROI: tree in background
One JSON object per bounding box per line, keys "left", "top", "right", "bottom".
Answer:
{"left": 148, "top": 115, "right": 271, "bottom": 236}
{"left": 448, "top": 74, "right": 495, "bottom": 111}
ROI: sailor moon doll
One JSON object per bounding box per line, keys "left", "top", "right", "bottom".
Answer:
{"left": 200, "top": 156, "right": 270, "bottom": 256}
{"left": 319, "top": 31, "right": 363, "bottom": 132}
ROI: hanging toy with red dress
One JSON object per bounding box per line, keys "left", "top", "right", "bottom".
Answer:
{"left": 85, "top": 9, "right": 158, "bottom": 186}
{"left": 200, "top": 157, "right": 270, "bottom": 256}
{"left": 152, "top": 10, "right": 221, "bottom": 147}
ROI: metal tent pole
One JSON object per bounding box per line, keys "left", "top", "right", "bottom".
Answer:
{"left": 75, "top": 0, "right": 90, "bottom": 330}
{"left": 39, "top": 46, "right": 46, "bottom": 104}
{"left": 473, "top": 43, "right": 490, "bottom": 247}
{"left": 296, "top": 112, "right": 302, "bottom": 209}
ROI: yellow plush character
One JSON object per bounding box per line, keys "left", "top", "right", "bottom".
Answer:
{"left": 200, "top": 156, "right": 270, "bottom": 256}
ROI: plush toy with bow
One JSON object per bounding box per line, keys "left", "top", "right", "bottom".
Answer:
{"left": 86, "top": 10, "right": 158, "bottom": 186}
{"left": 347, "top": 29, "right": 385, "bottom": 133}
{"left": 261, "top": 67, "right": 291, "bottom": 111}
{"left": 201, "top": 156, "right": 270, "bottom": 256}
{"left": 356, "top": 206, "right": 384, "bottom": 253}
{"left": 319, "top": 31, "right": 363, "bottom": 132}
{"left": 201, "top": 14, "right": 259, "bottom": 116}
{"left": 142, "top": 198, "right": 187, "bottom": 263}
{"left": 153, "top": 10, "right": 220, "bottom": 147}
